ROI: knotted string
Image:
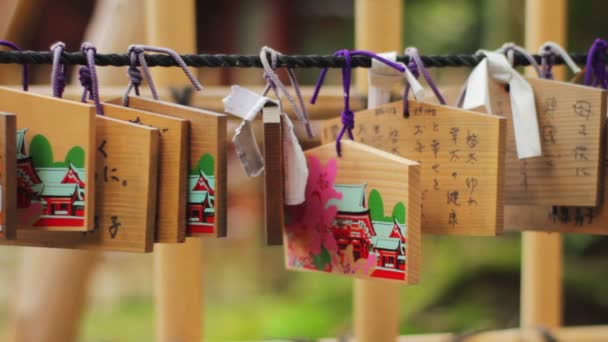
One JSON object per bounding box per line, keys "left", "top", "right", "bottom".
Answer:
{"left": 403, "top": 47, "right": 446, "bottom": 116}
{"left": 123, "top": 44, "right": 202, "bottom": 106}
{"left": 262, "top": 49, "right": 281, "bottom": 99}
{"left": 0, "top": 40, "right": 28, "bottom": 91}
{"left": 79, "top": 42, "right": 103, "bottom": 115}
{"left": 583, "top": 38, "right": 608, "bottom": 88}
{"left": 457, "top": 48, "right": 542, "bottom": 158}
{"left": 540, "top": 50, "right": 555, "bottom": 80}
{"left": 126, "top": 49, "right": 143, "bottom": 97}
{"left": 50, "top": 42, "right": 67, "bottom": 98}
{"left": 311, "top": 49, "right": 405, "bottom": 156}
{"left": 456, "top": 46, "right": 539, "bottom": 108}
{"left": 260, "top": 46, "right": 313, "bottom": 138}
{"left": 499, "top": 43, "right": 542, "bottom": 77}
{"left": 539, "top": 41, "right": 581, "bottom": 80}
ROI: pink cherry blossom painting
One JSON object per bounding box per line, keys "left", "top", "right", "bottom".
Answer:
{"left": 284, "top": 141, "right": 421, "bottom": 284}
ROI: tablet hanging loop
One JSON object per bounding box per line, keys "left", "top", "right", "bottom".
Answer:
{"left": 260, "top": 46, "right": 313, "bottom": 138}
{"left": 403, "top": 47, "right": 446, "bottom": 116}
{"left": 368, "top": 51, "right": 424, "bottom": 114}
{"left": 311, "top": 49, "right": 405, "bottom": 156}
{"left": 539, "top": 41, "right": 581, "bottom": 80}
{"left": 79, "top": 42, "right": 103, "bottom": 115}
{"left": 125, "top": 46, "right": 144, "bottom": 98}
{"left": 497, "top": 42, "right": 542, "bottom": 77}
{"left": 122, "top": 44, "right": 203, "bottom": 106}
{"left": 459, "top": 47, "right": 542, "bottom": 159}
{"left": 50, "top": 42, "right": 67, "bottom": 98}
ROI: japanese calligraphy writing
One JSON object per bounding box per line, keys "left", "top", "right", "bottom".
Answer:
{"left": 109, "top": 215, "right": 121, "bottom": 238}
{"left": 450, "top": 127, "right": 459, "bottom": 144}
{"left": 465, "top": 130, "right": 478, "bottom": 148}
{"left": 498, "top": 77, "right": 604, "bottom": 208}
{"left": 321, "top": 99, "right": 504, "bottom": 235}
{"left": 97, "top": 140, "right": 129, "bottom": 186}
{"left": 573, "top": 100, "right": 592, "bottom": 120}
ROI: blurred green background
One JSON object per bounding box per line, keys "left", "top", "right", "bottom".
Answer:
{"left": 1, "top": 0, "right": 608, "bottom": 341}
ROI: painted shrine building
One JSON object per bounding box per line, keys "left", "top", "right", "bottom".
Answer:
{"left": 329, "top": 184, "right": 407, "bottom": 271}
{"left": 16, "top": 129, "right": 86, "bottom": 226}
{"left": 187, "top": 170, "right": 215, "bottom": 233}
{"left": 372, "top": 220, "right": 407, "bottom": 271}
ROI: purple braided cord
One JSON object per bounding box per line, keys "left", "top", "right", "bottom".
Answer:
{"left": 584, "top": 38, "right": 608, "bottom": 88}
{"left": 262, "top": 48, "right": 279, "bottom": 97}
{"left": 311, "top": 49, "right": 405, "bottom": 156}
{"left": 124, "top": 44, "right": 203, "bottom": 104}
{"left": 122, "top": 49, "right": 144, "bottom": 106}
{"left": 540, "top": 50, "right": 555, "bottom": 80}
{"left": 50, "top": 42, "right": 67, "bottom": 98}
{"left": 79, "top": 43, "right": 103, "bottom": 115}
{"left": 403, "top": 47, "right": 446, "bottom": 115}
{"left": 403, "top": 57, "right": 418, "bottom": 115}
{"left": 260, "top": 46, "right": 314, "bottom": 138}
{"left": 0, "top": 40, "right": 28, "bottom": 91}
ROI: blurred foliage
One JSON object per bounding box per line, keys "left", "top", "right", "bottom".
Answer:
{"left": 75, "top": 234, "right": 608, "bottom": 341}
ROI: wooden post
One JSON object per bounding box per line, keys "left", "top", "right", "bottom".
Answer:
{"left": 353, "top": 1, "right": 403, "bottom": 341}
{"left": 8, "top": 249, "right": 99, "bottom": 342}
{"left": 81, "top": 0, "right": 147, "bottom": 85}
{"left": 7, "top": 2, "right": 144, "bottom": 340}
{"left": 145, "top": 1, "right": 204, "bottom": 341}
{"left": 520, "top": 0, "right": 566, "bottom": 328}
{"left": 145, "top": 0, "right": 198, "bottom": 87}
{"left": 354, "top": 0, "right": 403, "bottom": 94}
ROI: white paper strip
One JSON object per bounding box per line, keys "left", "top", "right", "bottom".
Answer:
{"left": 368, "top": 51, "right": 424, "bottom": 108}
{"left": 281, "top": 113, "right": 308, "bottom": 205}
{"left": 224, "top": 85, "right": 278, "bottom": 177}
{"left": 462, "top": 51, "right": 542, "bottom": 159}
{"left": 232, "top": 120, "right": 265, "bottom": 177}
{"left": 223, "top": 85, "right": 278, "bottom": 121}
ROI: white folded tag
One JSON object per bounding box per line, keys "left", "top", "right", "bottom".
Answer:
{"left": 368, "top": 52, "right": 424, "bottom": 108}
{"left": 462, "top": 51, "right": 542, "bottom": 159}
{"left": 223, "top": 85, "right": 278, "bottom": 121}
{"left": 281, "top": 113, "right": 308, "bottom": 205}
{"left": 224, "top": 86, "right": 278, "bottom": 177}
{"left": 232, "top": 120, "right": 265, "bottom": 177}
{"left": 224, "top": 84, "right": 309, "bottom": 201}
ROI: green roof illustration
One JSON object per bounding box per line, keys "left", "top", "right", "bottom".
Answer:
{"left": 67, "top": 162, "right": 86, "bottom": 181}
{"left": 37, "top": 163, "right": 85, "bottom": 185}
{"left": 39, "top": 184, "right": 78, "bottom": 197}
{"left": 374, "top": 238, "right": 401, "bottom": 251}
{"left": 328, "top": 183, "right": 368, "bottom": 213}
{"left": 189, "top": 191, "right": 209, "bottom": 204}
{"left": 189, "top": 169, "right": 215, "bottom": 191}
{"left": 372, "top": 220, "right": 407, "bottom": 239}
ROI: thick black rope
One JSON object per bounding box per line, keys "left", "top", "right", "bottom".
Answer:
{"left": 0, "top": 51, "right": 590, "bottom": 68}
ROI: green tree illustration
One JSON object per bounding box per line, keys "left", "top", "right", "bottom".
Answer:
{"left": 64, "top": 146, "right": 85, "bottom": 168}
{"left": 368, "top": 189, "right": 387, "bottom": 222}
{"left": 370, "top": 189, "right": 407, "bottom": 223}
{"left": 28, "top": 134, "right": 86, "bottom": 169}
{"left": 392, "top": 202, "right": 406, "bottom": 224}
{"left": 190, "top": 153, "right": 214, "bottom": 175}
{"left": 29, "top": 135, "right": 53, "bottom": 168}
